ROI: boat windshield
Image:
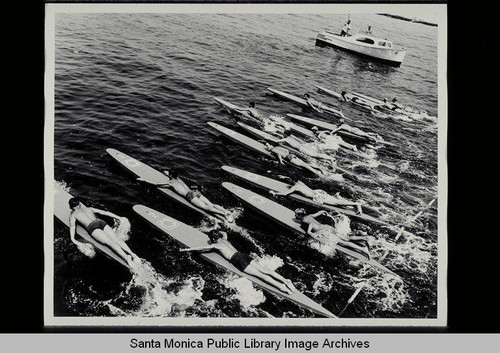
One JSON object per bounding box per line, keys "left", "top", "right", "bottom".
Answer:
{"left": 355, "top": 37, "right": 375, "bottom": 44}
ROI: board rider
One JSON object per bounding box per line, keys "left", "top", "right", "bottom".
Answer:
{"left": 138, "top": 170, "right": 234, "bottom": 223}
{"left": 310, "top": 126, "right": 359, "bottom": 152}
{"left": 68, "top": 197, "right": 141, "bottom": 268}
{"left": 180, "top": 231, "right": 295, "bottom": 294}
{"left": 304, "top": 93, "right": 328, "bottom": 113}
{"left": 294, "top": 208, "right": 371, "bottom": 259}
{"left": 274, "top": 129, "right": 336, "bottom": 163}
{"left": 269, "top": 180, "right": 363, "bottom": 214}
{"left": 235, "top": 101, "right": 263, "bottom": 120}
{"left": 264, "top": 142, "right": 325, "bottom": 177}
{"left": 340, "top": 91, "right": 376, "bottom": 110}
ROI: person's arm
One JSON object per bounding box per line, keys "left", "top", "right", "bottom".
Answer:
{"left": 69, "top": 215, "right": 84, "bottom": 246}
{"left": 275, "top": 152, "right": 284, "bottom": 164}
{"left": 306, "top": 223, "right": 316, "bottom": 236}
{"left": 91, "top": 207, "right": 121, "bottom": 220}
{"left": 136, "top": 177, "right": 172, "bottom": 188}
{"left": 180, "top": 244, "right": 216, "bottom": 253}
{"left": 306, "top": 98, "right": 322, "bottom": 113}
{"left": 270, "top": 187, "right": 294, "bottom": 197}
{"left": 310, "top": 210, "right": 328, "bottom": 218}
{"left": 329, "top": 125, "right": 344, "bottom": 134}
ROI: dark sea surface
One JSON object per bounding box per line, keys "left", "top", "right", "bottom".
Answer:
{"left": 52, "top": 12, "right": 440, "bottom": 321}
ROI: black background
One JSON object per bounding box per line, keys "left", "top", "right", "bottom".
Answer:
{"left": 3, "top": 0, "right": 498, "bottom": 334}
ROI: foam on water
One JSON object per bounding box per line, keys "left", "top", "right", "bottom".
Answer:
{"left": 218, "top": 273, "right": 267, "bottom": 310}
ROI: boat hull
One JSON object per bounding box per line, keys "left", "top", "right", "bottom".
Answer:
{"left": 315, "top": 32, "right": 406, "bottom": 67}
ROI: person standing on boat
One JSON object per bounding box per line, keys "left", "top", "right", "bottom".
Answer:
{"left": 294, "top": 209, "right": 371, "bottom": 259}
{"left": 180, "top": 230, "right": 296, "bottom": 294}
{"left": 340, "top": 20, "right": 351, "bottom": 36}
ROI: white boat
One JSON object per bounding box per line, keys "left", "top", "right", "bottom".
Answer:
{"left": 315, "top": 31, "right": 407, "bottom": 67}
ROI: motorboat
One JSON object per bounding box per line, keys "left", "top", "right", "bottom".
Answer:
{"left": 315, "top": 31, "right": 407, "bottom": 67}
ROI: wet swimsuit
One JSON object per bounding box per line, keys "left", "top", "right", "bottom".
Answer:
{"left": 185, "top": 190, "right": 202, "bottom": 201}
{"left": 230, "top": 251, "right": 253, "bottom": 272}
{"left": 86, "top": 219, "right": 107, "bottom": 234}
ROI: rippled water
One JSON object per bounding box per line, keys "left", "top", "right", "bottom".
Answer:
{"left": 51, "top": 11, "right": 440, "bottom": 321}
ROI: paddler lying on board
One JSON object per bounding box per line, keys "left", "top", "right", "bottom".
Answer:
{"left": 327, "top": 117, "right": 383, "bottom": 145}
{"left": 179, "top": 231, "right": 296, "bottom": 294}
{"left": 68, "top": 197, "right": 141, "bottom": 268}
{"left": 269, "top": 180, "right": 363, "bottom": 214}
{"left": 340, "top": 91, "right": 377, "bottom": 110}
{"left": 234, "top": 101, "right": 264, "bottom": 120}
{"left": 294, "top": 208, "right": 371, "bottom": 260}
{"left": 137, "top": 170, "right": 234, "bottom": 223}
{"left": 310, "top": 126, "right": 359, "bottom": 152}
{"left": 264, "top": 142, "right": 325, "bottom": 177}
{"left": 304, "top": 94, "right": 344, "bottom": 117}
{"left": 379, "top": 98, "right": 404, "bottom": 111}
{"left": 274, "top": 129, "right": 336, "bottom": 163}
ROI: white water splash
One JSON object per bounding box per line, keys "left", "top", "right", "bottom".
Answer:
{"left": 219, "top": 273, "right": 267, "bottom": 309}
{"left": 112, "top": 217, "right": 131, "bottom": 241}
{"left": 106, "top": 261, "right": 208, "bottom": 317}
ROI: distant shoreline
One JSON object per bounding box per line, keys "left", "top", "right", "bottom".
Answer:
{"left": 378, "top": 13, "right": 438, "bottom": 27}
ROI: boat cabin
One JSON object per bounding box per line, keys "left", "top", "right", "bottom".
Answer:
{"left": 354, "top": 35, "right": 393, "bottom": 48}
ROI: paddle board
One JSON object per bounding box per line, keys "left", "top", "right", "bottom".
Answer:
{"left": 106, "top": 148, "right": 213, "bottom": 219}
{"left": 221, "top": 165, "right": 389, "bottom": 227}
{"left": 286, "top": 113, "right": 369, "bottom": 142}
{"left": 53, "top": 181, "right": 130, "bottom": 268}
{"left": 213, "top": 97, "right": 255, "bottom": 121}
{"left": 221, "top": 182, "right": 395, "bottom": 275}
{"left": 267, "top": 88, "right": 344, "bottom": 118}
{"left": 314, "top": 84, "right": 344, "bottom": 100}
{"left": 208, "top": 122, "right": 274, "bottom": 158}
{"left": 133, "top": 204, "right": 337, "bottom": 318}
{"left": 237, "top": 122, "right": 282, "bottom": 144}
{"left": 315, "top": 86, "right": 412, "bottom": 121}
{"left": 209, "top": 122, "right": 348, "bottom": 176}
{"left": 286, "top": 114, "right": 395, "bottom": 147}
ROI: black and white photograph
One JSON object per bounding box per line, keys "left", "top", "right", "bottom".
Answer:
{"left": 45, "top": 2, "right": 446, "bottom": 327}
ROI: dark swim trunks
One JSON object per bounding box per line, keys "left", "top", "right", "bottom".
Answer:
{"left": 185, "top": 190, "right": 202, "bottom": 201}
{"left": 230, "top": 251, "right": 253, "bottom": 272}
{"left": 86, "top": 219, "right": 107, "bottom": 234}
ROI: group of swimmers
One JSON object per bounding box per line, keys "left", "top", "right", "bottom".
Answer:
{"left": 68, "top": 186, "right": 370, "bottom": 294}
{"left": 66, "top": 97, "right": 380, "bottom": 294}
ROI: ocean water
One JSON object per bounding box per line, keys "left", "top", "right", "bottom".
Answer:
{"left": 51, "top": 11, "right": 440, "bottom": 321}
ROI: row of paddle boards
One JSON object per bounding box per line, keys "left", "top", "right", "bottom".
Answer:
{"left": 214, "top": 95, "right": 395, "bottom": 147}
{"left": 54, "top": 142, "right": 399, "bottom": 318}
{"left": 54, "top": 149, "right": 341, "bottom": 318}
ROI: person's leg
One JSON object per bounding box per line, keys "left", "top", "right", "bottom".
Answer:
{"left": 103, "top": 225, "right": 139, "bottom": 260}
{"left": 91, "top": 229, "right": 136, "bottom": 266}
{"left": 191, "top": 197, "right": 232, "bottom": 222}
{"left": 291, "top": 158, "right": 322, "bottom": 176}
{"left": 244, "top": 264, "right": 292, "bottom": 294}
{"left": 324, "top": 196, "right": 362, "bottom": 213}
{"left": 198, "top": 194, "right": 227, "bottom": 213}
{"left": 250, "top": 261, "right": 295, "bottom": 292}
{"left": 338, "top": 240, "right": 370, "bottom": 260}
